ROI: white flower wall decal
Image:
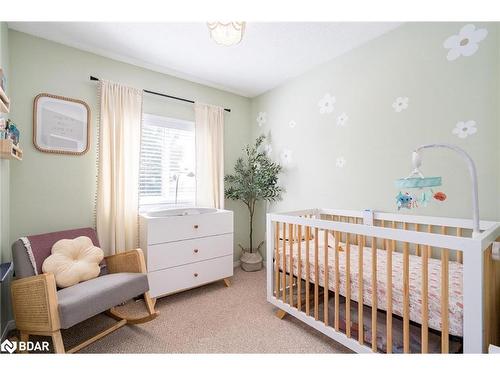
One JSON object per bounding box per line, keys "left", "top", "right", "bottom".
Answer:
{"left": 256, "top": 112, "right": 267, "bottom": 127}
{"left": 288, "top": 120, "right": 296, "bottom": 128}
{"left": 263, "top": 143, "right": 273, "bottom": 158}
{"left": 280, "top": 149, "right": 294, "bottom": 168}
{"left": 318, "top": 93, "right": 336, "bottom": 114}
{"left": 392, "top": 97, "right": 409, "bottom": 112}
{"left": 335, "top": 156, "right": 346, "bottom": 168}
{"left": 337, "top": 113, "right": 349, "bottom": 127}
{"left": 452, "top": 120, "right": 478, "bottom": 139}
{"left": 443, "top": 24, "right": 488, "bottom": 61}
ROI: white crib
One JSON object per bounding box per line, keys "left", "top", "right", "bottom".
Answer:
{"left": 266, "top": 208, "right": 500, "bottom": 353}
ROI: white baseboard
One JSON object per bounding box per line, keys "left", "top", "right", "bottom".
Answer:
{"left": 1, "top": 320, "right": 16, "bottom": 342}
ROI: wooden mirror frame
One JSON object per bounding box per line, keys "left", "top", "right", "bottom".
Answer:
{"left": 33, "top": 93, "right": 91, "bottom": 155}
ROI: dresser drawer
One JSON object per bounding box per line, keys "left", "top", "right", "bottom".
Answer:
{"left": 148, "top": 255, "right": 233, "bottom": 298}
{"left": 143, "top": 210, "right": 233, "bottom": 245}
{"left": 146, "top": 233, "right": 233, "bottom": 272}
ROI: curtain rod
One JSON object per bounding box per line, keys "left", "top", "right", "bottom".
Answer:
{"left": 89, "top": 76, "right": 231, "bottom": 113}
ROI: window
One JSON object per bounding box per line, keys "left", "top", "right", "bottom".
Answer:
{"left": 139, "top": 114, "right": 196, "bottom": 208}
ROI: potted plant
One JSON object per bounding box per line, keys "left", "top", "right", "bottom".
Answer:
{"left": 225, "top": 135, "right": 284, "bottom": 271}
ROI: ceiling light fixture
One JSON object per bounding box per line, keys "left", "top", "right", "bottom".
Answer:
{"left": 207, "top": 22, "right": 246, "bottom": 46}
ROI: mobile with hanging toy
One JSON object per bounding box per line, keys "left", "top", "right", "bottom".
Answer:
{"left": 394, "top": 149, "right": 447, "bottom": 210}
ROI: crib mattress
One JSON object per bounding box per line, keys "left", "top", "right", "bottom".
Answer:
{"left": 276, "top": 231, "right": 463, "bottom": 337}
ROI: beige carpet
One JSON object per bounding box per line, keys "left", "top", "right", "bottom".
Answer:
{"left": 52, "top": 268, "right": 351, "bottom": 353}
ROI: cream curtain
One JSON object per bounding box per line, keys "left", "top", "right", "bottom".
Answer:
{"left": 194, "top": 102, "right": 225, "bottom": 209}
{"left": 96, "top": 81, "right": 143, "bottom": 254}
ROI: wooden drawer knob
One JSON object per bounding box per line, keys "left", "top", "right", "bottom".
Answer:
{"left": 194, "top": 273, "right": 198, "bottom": 277}
{"left": 194, "top": 224, "right": 199, "bottom": 229}
{"left": 193, "top": 249, "right": 199, "bottom": 253}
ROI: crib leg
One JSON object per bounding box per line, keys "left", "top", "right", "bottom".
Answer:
{"left": 276, "top": 309, "right": 287, "bottom": 319}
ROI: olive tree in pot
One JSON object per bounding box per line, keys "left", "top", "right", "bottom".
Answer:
{"left": 225, "top": 135, "right": 283, "bottom": 271}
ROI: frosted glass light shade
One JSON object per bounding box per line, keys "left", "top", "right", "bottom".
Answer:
{"left": 207, "top": 22, "right": 245, "bottom": 46}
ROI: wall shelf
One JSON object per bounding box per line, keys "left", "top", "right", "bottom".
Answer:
{"left": 0, "top": 139, "right": 23, "bottom": 160}
{"left": 0, "top": 86, "right": 9, "bottom": 114}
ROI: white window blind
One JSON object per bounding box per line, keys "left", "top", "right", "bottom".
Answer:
{"left": 139, "top": 114, "right": 196, "bottom": 208}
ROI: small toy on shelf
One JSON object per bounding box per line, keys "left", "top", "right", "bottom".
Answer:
{"left": 5, "top": 119, "right": 20, "bottom": 145}
{"left": 0, "top": 118, "right": 6, "bottom": 139}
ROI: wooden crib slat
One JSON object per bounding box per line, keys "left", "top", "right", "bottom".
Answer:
{"left": 422, "top": 236, "right": 429, "bottom": 354}
{"left": 334, "top": 232, "right": 340, "bottom": 331}
{"left": 386, "top": 236, "right": 393, "bottom": 353}
{"left": 416, "top": 224, "right": 421, "bottom": 256}
{"left": 324, "top": 229, "right": 329, "bottom": 325}
{"left": 306, "top": 226, "right": 311, "bottom": 316}
{"left": 441, "top": 226, "right": 450, "bottom": 354}
{"left": 282, "top": 223, "right": 287, "bottom": 303}
{"left": 371, "top": 236, "right": 377, "bottom": 352}
{"left": 381, "top": 221, "right": 386, "bottom": 250}
{"left": 297, "top": 225, "right": 302, "bottom": 311}
{"left": 343, "top": 217, "right": 347, "bottom": 243}
{"left": 275, "top": 222, "right": 280, "bottom": 298}
{"left": 403, "top": 223, "right": 410, "bottom": 353}
{"left": 484, "top": 244, "right": 494, "bottom": 351}
{"left": 314, "top": 227, "right": 319, "bottom": 320}
{"left": 358, "top": 234, "right": 364, "bottom": 345}
{"left": 456, "top": 227, "right": 463, "bottom": 263}
{"left": 352, "top": 217, "right": 359, "bottom": 245}
{"left": 289, "top": 223, "right": 294, "bottom": 307}
{"left": 391, "top": 221, "right": 396, "bottom": 252}
{"left": 346, "top": 232, "right": 351, "bottom": 338}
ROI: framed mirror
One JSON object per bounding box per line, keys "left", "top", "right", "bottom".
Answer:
{"left": 33, "top": 93, "right": 91, "bottom": 155}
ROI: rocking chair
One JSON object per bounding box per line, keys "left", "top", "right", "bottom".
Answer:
{"left": 10, "top": 227, "right": 158, "bottom": 353}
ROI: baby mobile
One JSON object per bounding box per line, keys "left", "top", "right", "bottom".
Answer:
{"left": 394, "top": 150, "right": 447, "bottom": 210}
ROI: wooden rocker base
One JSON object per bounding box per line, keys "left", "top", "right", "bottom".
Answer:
{"left": 61, "top": 293, "right": 158, "bottom": 353}
{"left": 107, "top": 292, "right": 159, "bottom": 325}
{"left": 17, "top": 320, "right": 127, "bottom": 354}
{"left": 67, "top": 319, "right": 127, "bottom": 353}
{"left": 106, "top": 308, "right": 159, "bottom": 324}
{"left": 68, "top": 293, "right": 159, "bottom": 353}
{"left": 275, "top": 309, "right": 287, "bottom": 319}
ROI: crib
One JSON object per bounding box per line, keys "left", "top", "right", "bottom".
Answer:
{"left": 266, "top": 208, "right": 500, "bottom": 354}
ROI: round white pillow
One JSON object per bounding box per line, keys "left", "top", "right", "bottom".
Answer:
{"left": 42, "top": 236, "right": 104, "bottom": 288}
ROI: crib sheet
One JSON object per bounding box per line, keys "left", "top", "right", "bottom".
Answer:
{"left": 276, "top": 230, "right": 463, "bottom": 337}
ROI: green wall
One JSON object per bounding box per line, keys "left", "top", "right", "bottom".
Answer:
{"left": 0, "top": 23, "right": 9, "bottom": 264}
{"left": 0, "top": 21, "right": 9, "bottom": 336}
{"left": 251, "top": 22, "right": 500, "bottom": 252}
{"left": 6, "top": 23, "right": 500, "bottom": 266}
{"left": 8, "top": 30, "right": 252, "bottom": 261}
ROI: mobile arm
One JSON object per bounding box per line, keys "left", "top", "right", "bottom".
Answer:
{"left": 412, "top": 143, "right": 480, "bottom": 236}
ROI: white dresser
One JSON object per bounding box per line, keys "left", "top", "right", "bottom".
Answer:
{"left": 139, "top": 209, "right": 234, "bottom": 298}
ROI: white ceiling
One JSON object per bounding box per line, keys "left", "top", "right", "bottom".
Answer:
{"left": 8, "top": 22, "right": 402, "bottom": 97}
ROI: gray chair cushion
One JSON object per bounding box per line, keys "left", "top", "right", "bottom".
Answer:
{"left": 57, "top": 273, "right": 149, "bottom": 329}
